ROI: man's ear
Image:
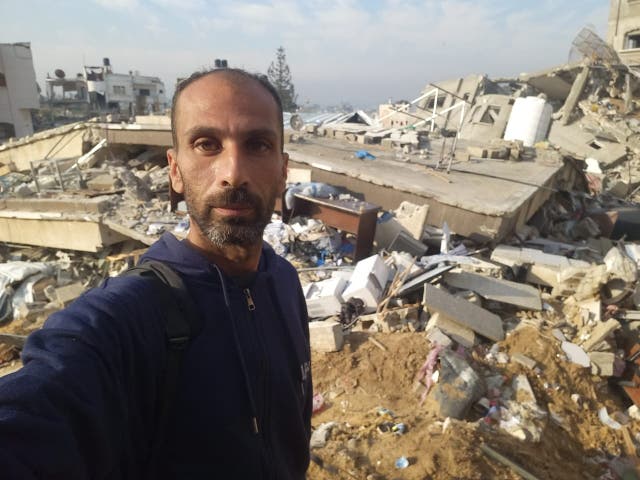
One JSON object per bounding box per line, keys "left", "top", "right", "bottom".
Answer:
{"left": 167, "top": 148, "right": 184, "bottom": 194}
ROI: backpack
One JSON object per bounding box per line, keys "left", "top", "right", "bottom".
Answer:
{"left": 119, "top": 260, "right": 202, "bottom": 478}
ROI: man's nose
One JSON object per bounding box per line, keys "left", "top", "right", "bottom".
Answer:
{"left": 217, "top": 143, "right": 249, "bottom": 188}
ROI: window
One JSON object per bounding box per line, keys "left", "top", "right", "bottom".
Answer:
{"left": 139, "top": 88, "right": 150, "bottom": 96}
{"left": 478, "top": 106, "right": 501, "bottom": 124}
{"left": 113, "top": 85, "right": 126, "bottom": 95}
{"left": 426, "top": 96, "right": 446, "bottom": 109}
{"left": 626, "top": 33, "right": 640, "bottom": 49}
{"left": 0, "top": 73, "right": 6, "bottom": 87}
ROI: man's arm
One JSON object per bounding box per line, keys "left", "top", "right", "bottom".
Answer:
{"left": 0, "top": 276, "right": 167, "bottom": 479}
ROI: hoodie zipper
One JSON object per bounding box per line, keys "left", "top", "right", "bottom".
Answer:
{"left": 244, "top": 288, "right": 256, "bottom": 311}
{"left": 244, "top": 285, "right": 275, "bottom": 480}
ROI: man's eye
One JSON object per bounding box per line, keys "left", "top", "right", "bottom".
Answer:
{"left": 247, "top": 139, "right": 272, "bottom": 153}
{"left": 193, "top": 139, "right": 219, "bottom": 152}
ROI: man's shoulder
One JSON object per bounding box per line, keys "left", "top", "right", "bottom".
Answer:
{"left": 44, "top": 273, "right": 169, "bottom": 335}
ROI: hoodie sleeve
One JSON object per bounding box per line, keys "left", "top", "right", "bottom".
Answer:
{"left": 0, "top": 276, "right": 167, "bottom": 479}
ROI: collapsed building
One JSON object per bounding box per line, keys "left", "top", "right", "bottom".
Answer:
{"left": 2, "top": 20, "right": 640, "bottom": 480}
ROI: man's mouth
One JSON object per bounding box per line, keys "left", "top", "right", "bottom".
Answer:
{"left": 213, "top": 204, "right": 254, "bottom": 217}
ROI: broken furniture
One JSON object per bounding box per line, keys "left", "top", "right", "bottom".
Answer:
{"left": 284, "top": 193, "right": 380, "bottom": 260}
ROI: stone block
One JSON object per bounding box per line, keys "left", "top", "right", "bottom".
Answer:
{"left": 426, "top": 326, "right": 453, "bottom": 348}
{"left": 581, "top": 318, "right": 621, "bottom": 352}
{"left": 423, "top": 284, "right": 504, "bottom": 342}
{"left": 589, "top": 351, "right": 615, "bottom": 376}
{"left": 309, "top": 320, "right": 344, "bottom": 352}
{"left": 511, "top": 353, "right": 537, "bottom": 370}
{"left": 467, "top": 146, "right": 487, "bottom": 158}
{"left": 87, "top": 173, "right": 118, "bottom": 192}
{"left": 394, "top": 201, "right": 429, "bottom": 240}
{"left": 425, "top": 312, "right": 476, "bottom": 348}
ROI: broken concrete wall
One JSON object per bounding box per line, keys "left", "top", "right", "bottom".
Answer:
{"left": 459, "top": 95, "right": 514, "bottom": 143}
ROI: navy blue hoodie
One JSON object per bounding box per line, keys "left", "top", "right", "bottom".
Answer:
{"left": 0, "top": 233, "right": 312, "bottom": 479}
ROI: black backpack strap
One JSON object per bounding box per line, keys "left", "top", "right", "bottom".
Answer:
{"left": 119, "top": 260, "right": 201, "bottom": 478}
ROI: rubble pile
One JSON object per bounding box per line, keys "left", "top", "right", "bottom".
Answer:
{"left": 304, "top": 234, "right": 640, "bottom": 479}
{"left": 2, "top": 27, "right": 640, "bottom": 479}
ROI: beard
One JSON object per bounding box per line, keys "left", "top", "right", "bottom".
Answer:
{"left": 184, "top": 184, "right": 276, "bottom": 248}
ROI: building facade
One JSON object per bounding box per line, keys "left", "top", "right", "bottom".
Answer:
{"left": 84, "top": 58, "right": 167, "bottom": 114}
{"left": 0, "top": 42, "right": 39, "bottom": 141}
{"left": 608, "top": 0, "right": 640, "bottom": 65}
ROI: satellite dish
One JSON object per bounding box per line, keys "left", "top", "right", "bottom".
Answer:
{"left": 54, "top": 69, "right": 66, "bottom": 79}
{"left": 290, "top": 114, "right": 304, "bottom": 131}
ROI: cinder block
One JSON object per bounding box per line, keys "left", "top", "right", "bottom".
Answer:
{"left": 309, "top": 320, "right": 344, "bottom": 352}
{"left": 467, "top": 146, "right": 487, "bottom": 158}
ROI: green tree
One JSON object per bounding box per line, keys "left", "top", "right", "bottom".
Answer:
{"left": 267, "top": 46, "right": 298, "bottom": 112}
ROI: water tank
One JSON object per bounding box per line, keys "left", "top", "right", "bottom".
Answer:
{"left": 503, "top": 96, "right": 553, "bottom": 147}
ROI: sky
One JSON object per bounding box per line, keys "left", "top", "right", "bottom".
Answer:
{"left": 2, "top": 0, "right": 609, "bottom": 108}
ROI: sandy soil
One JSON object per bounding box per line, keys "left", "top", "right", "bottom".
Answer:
{"left": 308, "top": 327, "right": 633, "bottom": 480}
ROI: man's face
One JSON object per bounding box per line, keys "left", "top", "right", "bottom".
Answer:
{"left": 167, "top": 74, "right": 288, "bottom": 249}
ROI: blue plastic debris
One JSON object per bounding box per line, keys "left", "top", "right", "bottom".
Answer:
{"left": 355, "top": 150, "right": 376, "bottom": 160}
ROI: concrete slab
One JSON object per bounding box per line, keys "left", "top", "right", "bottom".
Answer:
{"left": 443, "top": 271, "right": 542, "bottom": 310}
{"left": 425, "top": 312, "right": 476, "bottom": 347}
{"left": 581, "top": 318, "right": 621, "bottom": 352}
{"left": 0, "top": 197, "right": 128, "bottom": 251}
{"left": 423, "top": 284, "right": 504, "bottom": 342}
{"left": 562, "top": 341, "right": 590, "bottom": 367}
{"left": 589, "top": 351, "right": 615, "bottom": 376}
{"left": 0, "top": 122, "right": 87, "bottom": 171}
{"left": 548, "top": 121, "right": 628, "bottom": 168}
{"left": 286, "top": 136, "right": 577, "bottom": 242}
{"left": 491, "top": 245, "right": 591, "bottom": 287}
{"left": 0, "top": 211, "right": 127, "bottom": 251}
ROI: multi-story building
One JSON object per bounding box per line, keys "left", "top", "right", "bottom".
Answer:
{"left": 83, "top": 58, "right": 167, "bottom": 114}
{"left": 0, "top": 42, "right": 39, "bottom": 141}
{"left": 608, "top": 0, "right": 640, "bottom": 65}
{"left": 44, "top": 57, "right": 168, "bottom": 115}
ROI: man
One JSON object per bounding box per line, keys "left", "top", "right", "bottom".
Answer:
{"left": 0, "top": 68, "right": 312, "bottom": 479}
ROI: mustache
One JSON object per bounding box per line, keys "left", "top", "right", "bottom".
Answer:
{"left": 208, "top": 187, "right": 261, "bottom": 209}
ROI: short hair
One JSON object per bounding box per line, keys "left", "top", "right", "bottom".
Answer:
{"left": 170, "top": 68, "right": 284, "bottom": 151}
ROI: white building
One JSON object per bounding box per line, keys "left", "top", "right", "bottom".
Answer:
{"left": 84, "top": 58, "right": 167, "bottom": 114}
{"left": 609, "top": 0, "right": 640, "bottom": 65}
{"left": 0, "top": 42, "right": 39, "bottom": 141}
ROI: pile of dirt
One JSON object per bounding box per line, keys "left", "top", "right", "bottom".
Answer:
{"left": 309, "top": 329, "right": 632, "bottom": 479}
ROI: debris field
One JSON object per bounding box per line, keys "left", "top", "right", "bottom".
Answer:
{"left": 1, "top": 28, "right": 640, "bottom": 480}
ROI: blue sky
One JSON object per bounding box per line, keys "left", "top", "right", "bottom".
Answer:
{"left": 2, "top": 0, "right": 609, "bottom": 107}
